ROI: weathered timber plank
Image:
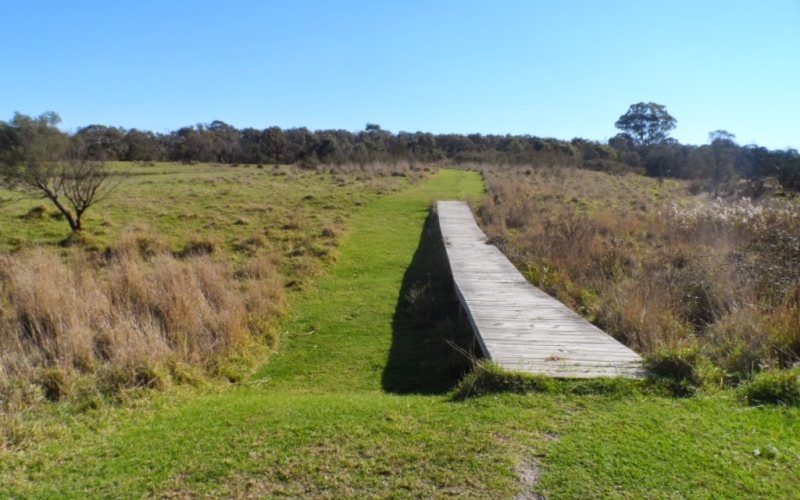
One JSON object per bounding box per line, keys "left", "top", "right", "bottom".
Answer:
{"left": 491, "top": 356, "right": 642, "bottom": 366}
{"left": 483, "top": 341, "right": 640, "bottom": 353}
{"left": 502, "top": 362, "right": 643, "bottom": 370}
{"left": 492, "top": 365, "right": 644, "bottom": 379}
{"left": 484, "top": 340, "right": 632, "bottom": 349}
{"left": 493, "top": 360, "right": 644, "bottom": 371}
{"left": 438, "top": 200, "right": 643, "bottom": 379}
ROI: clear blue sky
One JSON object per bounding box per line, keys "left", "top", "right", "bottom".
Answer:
{"left": 2, "top": 0, "right": 798, "bottom": 149}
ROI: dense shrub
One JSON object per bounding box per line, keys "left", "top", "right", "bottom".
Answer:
{"left": 741, "top": 368, "right": 800, "bottom": 406}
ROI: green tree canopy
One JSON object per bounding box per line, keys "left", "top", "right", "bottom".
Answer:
{"left": 615, "top": 102, "right": 677, "bottom": 147}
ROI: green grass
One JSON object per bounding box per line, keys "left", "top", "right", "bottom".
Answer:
{"left": 253, "top": 168, "right": 485, "bottom": 394}
{"left": 0, "top": 162, "right": 409, "bottom": 275}
{"left": 2, "top": 169, "right": 799, "bottom": 498}
{"left": 538, "top": 397, "right": 800, "bottom": 499}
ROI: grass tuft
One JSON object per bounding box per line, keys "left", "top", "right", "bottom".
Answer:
{"left": 453, "top": 361, "right": 643, "bottom": 400}
{"left": 19, "top": 205, "right": 49, "bottom": 220}
{"left": 741, "top": 368, "right": 800, "bottom": 406}
{"left": 643, "top": 347, "right": 702, "bottom": 396}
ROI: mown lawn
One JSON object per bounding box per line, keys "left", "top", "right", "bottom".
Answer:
{"left": 2, "top": 169, "right": 799, "bottom": 499}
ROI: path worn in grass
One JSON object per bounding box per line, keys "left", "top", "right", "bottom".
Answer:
{"left": 253, "top": 168, "right": 485, "bottom": 393}
{"left": 3, "top": 169, "right": 800, "bottom": 499}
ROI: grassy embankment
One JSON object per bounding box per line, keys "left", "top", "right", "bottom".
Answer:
{"left": 1, "top": 168, "right": 799, "bottom": 498}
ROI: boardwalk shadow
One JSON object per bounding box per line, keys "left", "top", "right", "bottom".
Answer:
{"left": 382, "top": 207, "right": 478, "bottom": 395}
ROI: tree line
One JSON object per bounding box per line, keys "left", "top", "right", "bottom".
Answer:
{"left": 1, "top": 106, "right": 799, "bottom": 233}
{"left": 15, "top": 108, "right": 796, "bottom": 195}
{"left": 3, "top": 108, "right": 798, "bottom": 185}
{"left": 37, "top": 119, "right": 586, "bottom": 167}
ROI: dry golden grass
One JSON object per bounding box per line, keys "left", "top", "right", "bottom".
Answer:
{"left": 0, "top": 239, "right": 283, "bottom": 402}
{"left": 475, "top": 165, "right": 800, "bottom": 385}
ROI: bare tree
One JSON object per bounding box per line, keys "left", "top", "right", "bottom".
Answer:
{"left": 0, "top": 112, "right": 124, "bottom": 232}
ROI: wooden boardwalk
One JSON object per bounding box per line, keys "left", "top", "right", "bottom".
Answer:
{"left": 438, "top": 201, "right": 643, "bottom": 378}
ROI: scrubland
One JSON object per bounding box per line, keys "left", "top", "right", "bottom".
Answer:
{"left": 474, "top": 164, "right": 800, "bottom": 394}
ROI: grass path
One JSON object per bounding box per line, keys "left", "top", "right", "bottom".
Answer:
{"left": 3, "top": 169, "right": 800, "bottom": 499}
{"left": 253, "top": 168, "right": 485, "bottom": 393}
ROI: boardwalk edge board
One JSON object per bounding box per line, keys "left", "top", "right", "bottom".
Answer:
{"left": 437, "top": 200, "right": 645, "bottom": 379}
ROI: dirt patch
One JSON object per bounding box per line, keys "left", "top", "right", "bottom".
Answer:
{"left": 515, "top": 458, "right": 544, "bottom": 500}
{"left": 515, "top": 432, "right": 559, "bottom": 499}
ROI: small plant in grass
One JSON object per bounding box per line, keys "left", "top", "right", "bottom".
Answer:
{"left": 453, "top": 362, "right": 558, "bottom": 399}
{"left": 38, "top": 367, "right": 74, "bottom": 402}
{"left": 643, "top": 347, "right": 703, "bottom": 396}
{"left": 59, "top": 229, "right": 102, "bottom": 250}
{"left": 19, "top": 204, "right": 49, "bottom": 220}
{"left": 177, "top": 236, "right": 218, "bottom": 257}
{"left": 741, "top": 367, "right": 800, "bottom": 406}
{"left": 97, "top": 360, "right": 170, "bottom": 395}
